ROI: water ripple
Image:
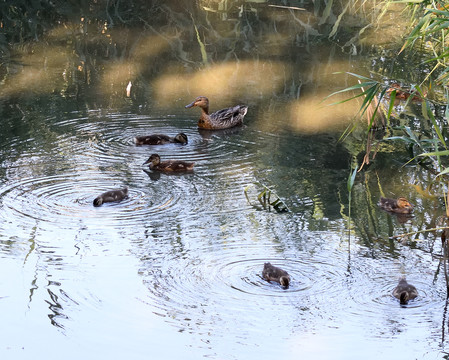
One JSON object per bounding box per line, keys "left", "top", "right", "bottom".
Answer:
{"left": 139, "top": 238, "right": 351, "bottom": 335}
{"left": 0, "top": 173, "right": 180, "bottom": 230}
{"left": 0, "top": 113, "right": 263, "bottom": 235}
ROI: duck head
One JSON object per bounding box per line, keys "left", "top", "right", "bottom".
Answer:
{"left": 397, "top": 197, "right": 414, "bottom": 211}
{"left": 174, "top": 133, "right": 188, "bottom": 144}
{"left": 399, "top": 291, "right": 410, "bottom": 305}
{"left": 280, "top": 276, "right": 290, "bottom": 288}
{"left": 185, "top": 96, "right": 209, "bottom": 110}
{"left": 143, "top": 153, "right": 160, "bottom": 166}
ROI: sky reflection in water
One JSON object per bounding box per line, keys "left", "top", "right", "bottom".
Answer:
{"left": 0, "top": 1, "right": 448, "bottom": 360}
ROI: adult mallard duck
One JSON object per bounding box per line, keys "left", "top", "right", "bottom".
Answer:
{"left": 185, "top": 96, "right": 248, "bottom": 130}
{"left": 135, "top": 133, "right": 188, "bottom": 145}
{"left": 392, "top": 277, "right": 418, "bottom": 305}
{"left": 93, "top": 187, "right": 128, "bottom": 207}
{"left": 143, "top": 153, "right": 194, "bottom": 172}
{"left": 378, "top": 197, "right": 414, "bottom": 214}
{"left": 262, "top": 262, "right": 290, "bottom": 288}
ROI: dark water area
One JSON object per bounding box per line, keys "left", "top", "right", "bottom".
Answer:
{"left": 1, "top": 1, "right": 448, "bottom": 359}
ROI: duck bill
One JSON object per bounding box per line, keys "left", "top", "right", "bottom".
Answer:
{"left": 185, "top": 101, "right": 196, "bottom": 109}
{"left": 142, "top": 159, "right": 150, "bottom": 166}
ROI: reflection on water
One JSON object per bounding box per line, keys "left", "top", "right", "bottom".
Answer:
{"left": 0, "top": 1, "right": 448, "bottom": 360}
{"left": 1, "top": 110, "right": 447, "bottom": 359}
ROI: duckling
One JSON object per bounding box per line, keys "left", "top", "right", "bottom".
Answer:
{"left": 185, "top": 96, "right": 248, "bottom": 130}
{"left": 387, "top": 83, "right": 409, "bottom": 100}
{"left": 143, "top": 153, "right": 194, "bottom": 172}
{"left": 135, "top": 133, "right": 188, "bottom": 145}
{"left": 392, "top": 277, "right": 418, "bottom": 305}
{"left": 262, "top": 262, "right": 290, "bottom": 288}
{"left": 93, "top": 187, "right": 128, "bottom": 207}
{"left": 387, "top": 83, "right": 426, "bottom": 102}
{"left": 378, "top": 197, "right": 414, "bottom": 214}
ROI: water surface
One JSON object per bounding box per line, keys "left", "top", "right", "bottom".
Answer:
{"left": 1, "top": 1, "right": 448, "bottom": 359}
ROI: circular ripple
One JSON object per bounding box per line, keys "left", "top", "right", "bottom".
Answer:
{"left": 348, "top": 271, "right": 444, "bottom": 310}
{"left": 0, "top": 173, "right": 183, "bottom": 230}
{"left": 139, "top": 240, "right": 349, "bottom": 336}
{"left": 324, "top": 254, "right": 449, "bottom": 340}
{"left": 212, "top": 256, "right": 345, "bottom": 299}
{"left": 49, "top": 112, "right": 261, "bottom": 203}
{"left": 0, "top": 111, "right": 279, "bottom": 243}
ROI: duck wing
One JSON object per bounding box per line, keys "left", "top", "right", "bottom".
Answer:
{"left": 378, "top": 197, "right": 397, "bottom": 211}
{"left": 210, "top": 105, "right": 248, "bottom": 129}
{"left": 135, "top": 134, "right": 171, "bottom": 145}
{"left": 262, "top": 264, "right": 288, "bottom": 280}
{"left": 393, "top": 279, "right": 418, "bottom": 299}
{"left": 158, "top": 161, "right": 194, "bottom": 172}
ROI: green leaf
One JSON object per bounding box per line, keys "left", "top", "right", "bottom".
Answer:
{"left": 418, "top": 150, "right": 449, "bottom": 157}
{"left": 400, "top": 12, "right": 432, "bottom": 53}
{"left": 347, "top": 168, "right": 357, "bottom": 192}
{"left": 436, "top": 167, "right": 449, "bottom": 177}
{"left": 328, "top": 1, "right": 349, "bottom": 38}
{"left": 325, "top": 81, "right": 377, "bottom": 99}
{"left": 383, "top": 136, "right": 419, "bottom": 144}
{"left": 319, "top": 0, "right": 333, "bottom": 25}
{"left": 403, "top": 126, "right": 421, "bottom": 145}
{"left": 387, "top": 90, "right": 396, "bottom": 120}
{"left": 426, "top": 100, "right": 447, "bottom": 149}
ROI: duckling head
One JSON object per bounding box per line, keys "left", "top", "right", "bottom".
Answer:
{"left": 143, "top": 154, "right": 160, "bottom": 166}
{"left": 399, "top": 291, "right": 410, "bottom": 305}
{"left": 280, "top": 276, "right": 290, "bottom": 288}
{"left": 175, "top": 133, "right": 188, "bottom": 144}
{"left": 397, "top": 197, "right": 413, "bottom": 211}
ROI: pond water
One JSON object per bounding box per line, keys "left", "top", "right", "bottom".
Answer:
{"left": 1, "top": 1, "right": 448, "bottom": 359}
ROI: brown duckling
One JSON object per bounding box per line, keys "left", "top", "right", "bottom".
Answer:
{"left": 93, "top": 187, "right": 128, "bottom": 207}
{"left": 262, "top": 262, "right": 290, "bottom": 288}
{"left": 387, "top": 83, "right": 426, "bottom": 102}
{"left": 185, "top": 96, "right": 248, "bottom": 130}
{"left": 143, "top": 153, "right": 194, "bottom": 172}
{"left": 378, "top": 197, "right": 413, "bottom": 214}
{"left": 392, "top": 277, "right": 418, "bottom": 305}
{"left": 135, "top": 133, "right": 188, "bottom": 145}
{"left": 387, "top": 83, "right": 409, "bottom": 100}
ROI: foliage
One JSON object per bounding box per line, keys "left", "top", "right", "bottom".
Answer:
{"left": 244, "top": 183, "right": 289, "bottom": 213}
{"left": 0, "top": 0, "right": 387, "bottom": 59}
{"left": 400, "top": 1, "right": 449, "bottom": 85}
{"left": 328, "top": 0, "right": 449, "bottom": 219}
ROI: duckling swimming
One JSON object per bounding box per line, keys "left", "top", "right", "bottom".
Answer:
{"left": 93, "top": 187, "right": 128, "bottom": 207}
{"left": 262, "top": 262, "right": 290, "bottom": 288}
{"left": 378, "top": 197, "right": 414, "bottom": 214}
{"left": 134, "top": 133, "right": 188, "bottom": 145}
{"left": 185, "top": 96, "right": 248, "bottom": 130}
{"left": 143, "top": 153, "right": 194, "bottom": 172}
{"left": 392, "top": 277, "right": 418, "bottom": 305}
{"left": 387, "top": 83, "right": 426, "bottom": 102}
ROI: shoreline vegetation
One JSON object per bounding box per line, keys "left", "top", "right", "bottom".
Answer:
{"left": 328, "top": 1, "right": 449, "bottom": 241}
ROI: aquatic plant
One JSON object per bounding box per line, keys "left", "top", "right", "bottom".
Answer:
{"left": 400, "top": 1, "right": 449, "bottom": 86}
{"left": 334, "top": 1, "right": 449, "bottom": 170}
{"left": 328, "top": 1, "right": 449, "bottom": 244}
{"left": 244, "top": 183, "right": 289, "bottom": 213}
